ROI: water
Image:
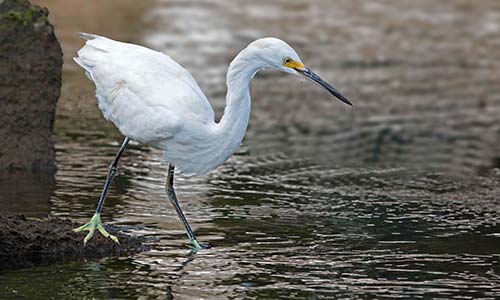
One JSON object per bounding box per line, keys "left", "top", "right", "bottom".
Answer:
{"left": 1, "top": 0, "right": 500, "bottom": 299}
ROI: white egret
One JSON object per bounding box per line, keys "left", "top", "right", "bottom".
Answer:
{"left": 73, "top": 33, "right": 352, "bottom": 250}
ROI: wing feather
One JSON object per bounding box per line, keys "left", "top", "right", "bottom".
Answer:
{"left": 74, "top": 33, "right": 215, "bottom": 144}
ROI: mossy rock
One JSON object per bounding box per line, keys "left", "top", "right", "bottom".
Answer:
{"left": 0, "top": 0, "right": 62, "bottom": 171}
{"left": 0, "top": 0, "right": 50, "bottom": 29}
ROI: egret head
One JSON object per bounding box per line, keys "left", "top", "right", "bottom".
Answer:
{"left": 247, "top": 37, "right": 352, "bottom": 106}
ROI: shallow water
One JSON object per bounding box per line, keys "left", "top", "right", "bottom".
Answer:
{"left": 1, "top": 0, "right": 500, "bottom": 299}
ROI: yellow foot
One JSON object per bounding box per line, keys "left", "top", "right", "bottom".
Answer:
{"left": 189, "top": 238, "right": 209, "bottom": 252}
{"left": 73, "top": 213, "right": 119, "bottom": 245}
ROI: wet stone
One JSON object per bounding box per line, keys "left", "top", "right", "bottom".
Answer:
{"left": 0, "top": 0, "right": 62, "bottom": 171}
{"left": 0, "top": 213, "right": 148, "bottom": 268}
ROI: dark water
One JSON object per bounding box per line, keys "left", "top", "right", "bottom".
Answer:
{"left": 2, "top": 0, "right": 500, "bottom": 299}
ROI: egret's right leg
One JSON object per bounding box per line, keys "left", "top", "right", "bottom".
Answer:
{"left": 165, "top": 165, "right": 208, "bottom": 250}
{"left": 74, "top": 137, "right": 130, "bottom": 244}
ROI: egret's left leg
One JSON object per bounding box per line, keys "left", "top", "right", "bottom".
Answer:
{"left": 165, "top": 165, "right": 208, "bottom": 250}
{"left": 74, "top": 137, "right": 130, "bottom": 244}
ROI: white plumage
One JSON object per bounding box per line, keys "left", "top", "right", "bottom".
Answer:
{"left": 73, "top": 33, "right": 352, "bottom": 248}
{"left": 74, "top": 33, "right": 350, "bottom": 175}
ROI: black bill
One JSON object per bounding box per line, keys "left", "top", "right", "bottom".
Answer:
{"left": 296, "top": 68, "right": 352, "bottom": 106}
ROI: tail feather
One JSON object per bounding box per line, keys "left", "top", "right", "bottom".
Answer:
{"left": 74, "top": 32, "right": 120, "bottom": 81}
{"left": 77, "top": 32, "right": 101, "bottom": 40}
{"left": 73, "top": 57, "right": 95, "bottom": 81}
{"left": 76, "top": 32, "right": 112, "bottom": 53}
{"left": 73, "top": 56, "right": 89, "bottom": 69}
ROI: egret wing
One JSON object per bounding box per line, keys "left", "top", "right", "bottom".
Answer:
{"left": 74, "top": 33, "right": 215, "bottom": 143}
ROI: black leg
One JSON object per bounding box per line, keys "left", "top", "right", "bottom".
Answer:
{"left": 74, "top": 137, "right": 130, "bottom": 244}
{"left": 165, "top": 165, "right": 207, "bottom": 250}
{"left": 95, "top": 137, "right": 130, "bottom": 213}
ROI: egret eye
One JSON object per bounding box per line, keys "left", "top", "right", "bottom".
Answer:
{"left": 283, "top": 57, "right": 292, "bottom": 64}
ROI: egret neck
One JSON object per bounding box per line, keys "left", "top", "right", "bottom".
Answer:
{"left": 214, "top": 48, "right": 262, "bottom": 163}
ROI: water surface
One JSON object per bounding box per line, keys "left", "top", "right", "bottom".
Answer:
{"left": 1, "top": 0, "right": 500, "bottom": 299}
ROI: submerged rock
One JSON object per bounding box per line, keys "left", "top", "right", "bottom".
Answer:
{"left": 0, "top": 213, "right": 148, "bottom": 268}
{"left": 0, "top": 0, "right": 62, "bottom": 171}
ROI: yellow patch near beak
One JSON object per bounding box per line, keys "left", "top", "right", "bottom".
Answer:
{"left": 284, "top": 60, "right": 305, "bottom": 71}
